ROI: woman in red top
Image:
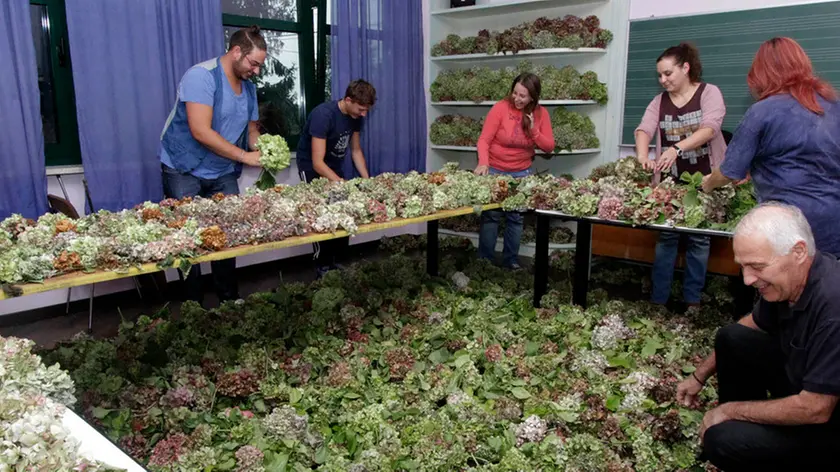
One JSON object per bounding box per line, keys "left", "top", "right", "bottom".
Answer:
{"left": 475, "top": 73, "right": 554, "bottom": 269}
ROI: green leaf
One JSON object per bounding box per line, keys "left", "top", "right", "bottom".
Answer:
{"left": 343, "top": 391, "right": 361, "bottom": 399}
{"left": 289, "top": 388, "right": 303, "bottom": 405}
{"left": 265, "top": 452, "right": 289, "bottom": 471}
{"left": 641, "top": 336, "right": 664, "bottom": 357}
{"left": 454, "top": 355, "right": 471, "bottom": 369}
{"left": 681, "top": 364, "right": 697, "bottom": 374}
{"left": 253, "top": 399, "right": 267, "bottom": 413}
{"left": 682, "top": 188, "right": 699, "bottom": 208}
{"left": 92, "top": 407, "right": 111, "bottom": 419}
{"left": 428, "top": 348, "right": 451, "bottom": 364}
{"left": 396, "top": 459, "right": 420, "bottom": 470}
{"left": 607, "top": 355, "right": 632, "bottom": 369}
{"left": 510, "top": 387, "right": 531, "bottom": 399}
{"left": 255, "top": 169, "right": 277, "bottom": 190}
{"left": 525, "top": 341, "right": 541, "bottom": 356}
{"left": 314, "top": 445, "right": 328, "bottom": 464}
{"left": 606, "top": 395, "right": 621, "bottom": 412}
{"left": 558, "top": 411, "right": 579, "bottom": 423}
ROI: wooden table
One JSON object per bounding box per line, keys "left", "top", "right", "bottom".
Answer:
{"left": 1, "top": 204, "right": 500, "bottom": 300}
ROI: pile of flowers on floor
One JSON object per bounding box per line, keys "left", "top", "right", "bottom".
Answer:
{"left": 0, "top": 335, "right": 125, "bottom": 471}
{"left": 0, "top": 158, "right": 754, "bottom": 287}
{"left": 37, "top": 248, "right": 735, "bottom": 471}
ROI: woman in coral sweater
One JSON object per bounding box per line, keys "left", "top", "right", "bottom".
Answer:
{"left": 475, "top": 73, "right": 554, "bottom": 269}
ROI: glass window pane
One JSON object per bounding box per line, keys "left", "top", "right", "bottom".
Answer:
{"left": 326, "top": 0, "right": 332, "bottom": 25}
{"left": 325, "top": 35, "right": 331, "bottom": 100}
{"left": 224, "top": 27, "right": 303, "bottom": 139}
{"left": 222, "top": 0, "right": 297, "bottom": 22}
{"left": 30, "top": 5, "right": 58, "bottom": 144}
{"left": 314, "top": 6, "right": 331, "bottom": 100}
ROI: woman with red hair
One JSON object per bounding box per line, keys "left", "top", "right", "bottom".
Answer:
{"left": 703, "top": 37, "right": 840, "bottom": 256}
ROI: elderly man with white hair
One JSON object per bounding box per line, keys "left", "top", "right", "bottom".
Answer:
{"left": 675, "top": 202, "right": 840, "bottom": 471}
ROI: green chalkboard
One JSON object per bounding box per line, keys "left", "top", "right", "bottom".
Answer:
{"left": 622, "top": 1, "right": 840, "bottom": 145}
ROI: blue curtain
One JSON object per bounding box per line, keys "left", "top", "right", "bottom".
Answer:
{"left": 65, "top": 0, "right": 222, "bottom": 212}
{"left": 331, "top": 0, "right": 427, "bottom": 177}
{"left": 0, "top": 0, "right": 49, "bottom": 219}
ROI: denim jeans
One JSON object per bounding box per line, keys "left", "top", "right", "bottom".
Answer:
{"left": 162, "top": 164, "right": 240, "bottom": 304}
{"left": 651, "top": 231, "right": 710, "bottom": 304}
{"left": 478, "top": 167, "right": 530, "bottom": 267}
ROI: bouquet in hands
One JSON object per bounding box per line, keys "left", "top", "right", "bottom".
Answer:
{"left": 255, "top": 134, "right": 291, "bottom": 190}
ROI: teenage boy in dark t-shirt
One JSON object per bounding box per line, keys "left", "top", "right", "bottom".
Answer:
{"left": 297, "top": 79, "right": 376, "bottom": 276}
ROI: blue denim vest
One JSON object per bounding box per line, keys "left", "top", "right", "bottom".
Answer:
{"left": 160, "top": 57, "right": 256, "bottom": 177}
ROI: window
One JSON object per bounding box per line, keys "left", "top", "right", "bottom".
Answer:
{"left": 224, "top": 26, "right": 304, "bottom": 148}
{"left": 30, "top": 0, "right": 81, "bottom": 166}
{"left": 223, "top": 0, "right": 332, "bottom": 150}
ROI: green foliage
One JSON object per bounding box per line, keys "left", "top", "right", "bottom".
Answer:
{"left": 431, "top": 61, "right": 608, "bottom": 104}
{"left": 429, "top": 115, "right": 484, "bottom": 147}
{"left": 550, "top": 107, "right": 599, "bottom": 151}
{"left": 431, "top": 109, "right": 599, "bottom": 153}
{"left": 42, "top": 252, "right": 730, "bottom": 471}
{"left": 430, "top": 15, "right": 614, "bottom": 56}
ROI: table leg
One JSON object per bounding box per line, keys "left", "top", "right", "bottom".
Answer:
{"left": 427, "top": 220, "right": 439, "bottom": 276}
{"left": 572, "top": 221, "right": 592, "bottom": 308}
{"left": 533, "top": 213, "right": 550, "bottom": 307}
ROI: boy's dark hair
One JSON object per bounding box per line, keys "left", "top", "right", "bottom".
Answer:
{"left": 344, "top": 79, "right": 377, "bottom": 106}
{"left": 228, "top": 25, "right": 267, "bottom": 56}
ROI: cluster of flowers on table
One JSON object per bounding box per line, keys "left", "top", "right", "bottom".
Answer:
{"left": 0, "top": 335, "right": 124, "bottom": 471}
{"left": 500, "top": 157, "right": 755, "bottom": 230}
{"left": 0, "top": 158, "right": 753, "bottom": 287}
{"left": 39, "top": 250, "right": 732, "bottom": 471}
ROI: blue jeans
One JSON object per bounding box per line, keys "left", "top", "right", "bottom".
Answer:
{"left": 162, "top": 164, "right": 240, "bottom": 304}
{"left": 478, "top": 168, "right": 530, "bottom": 267}
{"left": 651, "top": 231, "right": 711, "bottom": 304}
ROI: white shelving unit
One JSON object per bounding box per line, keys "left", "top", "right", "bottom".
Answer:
{"left": 431, "top": 47, "right": 606, "bottom": 62}
{"left": 431, "top": 0, "right": 608, "bottom": 18}
{"left": 426, "top": 0, "right": 630, "bottom": 179}
{"left": 431, "top": 145, "right": 600, "bottom": 154}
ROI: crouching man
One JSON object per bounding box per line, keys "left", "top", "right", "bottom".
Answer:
{"left": 676, "top": 202, "right": 840, "bottom": 471}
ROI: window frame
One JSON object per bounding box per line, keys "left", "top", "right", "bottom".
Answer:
{"left": 30, "top": 0, "right": 82, "bottom": 167}
{"left": 222, "top": 0, "right": 332, "bottom": 151}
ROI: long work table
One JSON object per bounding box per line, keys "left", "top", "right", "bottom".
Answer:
{"left": 0, "top": 204, "right": 501, "bottom": 301}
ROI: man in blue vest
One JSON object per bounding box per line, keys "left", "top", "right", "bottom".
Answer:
{"left": 157, "top": 26, "right": 265, "bottom": 305}
{"left": 296, "top": 79, "right": 376, "bottom": 277}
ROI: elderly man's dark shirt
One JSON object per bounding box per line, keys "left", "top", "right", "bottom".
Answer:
{"left": 752, "top": 251, "right": 840, "bottom": 422}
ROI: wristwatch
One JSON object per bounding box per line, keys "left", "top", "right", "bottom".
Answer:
{"left": 673, "top": 144, "right": 684, "bottom": 158}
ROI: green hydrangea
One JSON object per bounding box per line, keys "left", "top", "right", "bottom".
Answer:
{"left": 551, "top": 107, "right": 599, "bottom": 151}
